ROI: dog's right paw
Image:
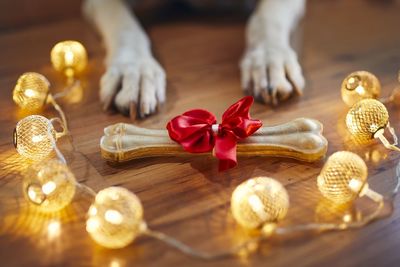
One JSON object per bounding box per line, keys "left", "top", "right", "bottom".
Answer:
{"left": 100, "top": 55, "right": 166, "bottom": 118}
{"left": 240, "top": 44, "right": 305, "bottom": 106}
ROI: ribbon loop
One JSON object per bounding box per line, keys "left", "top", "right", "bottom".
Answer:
{"left": 166, "top": 96, "right": 262, "bottom": 171}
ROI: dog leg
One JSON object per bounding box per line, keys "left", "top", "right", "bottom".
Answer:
{"left": 240, "top": 0, "right": 306, "bottom": 105}
{"left": 83, "top": 0, "right": 166, "bottom": 118}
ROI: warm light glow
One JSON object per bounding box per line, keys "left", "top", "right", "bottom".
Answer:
{"left": 22, "top": 159, "right": 76, "bottom": 212}
{"left": 343, "top": 214, "right": 352, "bottom": 223}
{"left": 348, "top": 178, "right": 363, "bottom": 192}
{"left": 317, "top": 151, "right": 367, "bottom": 203}
{"left": 109, "top": 259, "right": 122, "bottom": 267}
{"left": 86, "top": 218, "right": 100, "bottom": 233}
{"left": 14, "top": 115, "right": 57, "bottom": 161}
{"left": 27, "top": 185, "right": 45, "bottom": 205}
{"left": 31, "top": 135, "right": 44, "bottom": 143}
{"left": 105, "top": 209, "right": 123, "bottom": 225}
{"left": 355, "top": 85, "right": 365, "bottom": 95}
{"left": 47, "top": 220, "right": 61, "bottom": 240}
{"left": 42, "top": 181, "right": 57, "bottom": 195}
{"left": 231, "top": 177, "right": 289, "bottom": 230}
{"left": 24, "top": 88, "right": 36, "bottom": 98}
{"left": 88, "top": 206, "right": 97, "bottom": 216}
{"left": 13, "top": 72, "right": 50, "bottom": 111}
{"left": 86, "top": 187, "right": 145, "bottom": 249}
{"left": 341, "top": 71, "right": 381, "bottom": 107}
{"left": 51, "top": 40, "right": 88, "bottom": 77}
{"left": 247, "top": 195, "right": 267, "bottom": 221}
{"left": 64, "top": 50, "right": 75, "bottom": 66}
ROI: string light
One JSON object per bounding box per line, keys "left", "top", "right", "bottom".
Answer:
{"left": 13, "top": 72, "right": 69, "bottom": 131}
{"left": 346, "top": 99, "right": 400, "bottom": 151}
{"left": 22, "top": 159, "right": 76, "bottom": 212}
{"left": 231, "top": 177, "right": 289, "bottom": 230}
{"left": 317, "top": 151, "right": 383, "bottom": 204}
{"left": 13, "top": 115, "right": 66, "bottom": 161}
{"left": 51, "top": 40, "right": 88, "bottom": 79}
{"left": 86, "top": 187, "right": 146, "bottom": 249}
{"left": 10, "top": 48, "right": 400, "bottom": 258}
{"left": 13, "top": 72, "right": 51, "bottom": 111}
{"left": 341, "top": 71, "right": 381, "bottom": 107}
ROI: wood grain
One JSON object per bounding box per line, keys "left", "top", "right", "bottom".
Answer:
{"left": 1, "top": 0, "right": 400, "bottom": 266}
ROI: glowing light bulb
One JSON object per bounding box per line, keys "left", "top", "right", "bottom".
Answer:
{"left": 346, "top": 99, "right": 389, "bottom": 142}
{"left": 317, "top": 151, "right": 367, "bottom": 203}
{"left": 13, "top": 72, "right": 50, "bottom": 111}
{"left": 22, "top": 159, "right": 76, "bottom": 212}
{"left": 86, "top": 187, "right": 145, "bottom": 249}
{"left": 317, "top": 151, "right": 383, "bottom": 204}
{"left": 341, "top": 71, "right": 381, "bottom": 107}
{"left": 14, "top": 115, "right": 58, "bottom": 160}
{"left": 231, "top": 177, "right": 289, "bottom": 230}
{"left": 345, "top": 99, "right": 400, "bottom": 151}
{"left": 51, "top": 40, "right": 88, "bottom": 78}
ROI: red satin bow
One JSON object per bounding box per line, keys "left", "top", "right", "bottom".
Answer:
{"left": 166, "top": 96, "right": 262, "bottom": 171}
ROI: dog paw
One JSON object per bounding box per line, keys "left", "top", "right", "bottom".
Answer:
{"left": 240, "top": 44, "right": 305, "bottom": 105}
{"left": 100, "top": 55, "right": 166, "bottom": 118}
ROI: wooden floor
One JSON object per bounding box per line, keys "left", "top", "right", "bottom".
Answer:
{"left": 1, "top": 0, "right": 400, "bottom": 266}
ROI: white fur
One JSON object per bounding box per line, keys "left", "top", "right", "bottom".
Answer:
{"left": 83, "top": 0, "right": 165, "bottom": 117}
{"left": 241, "top": 0, "right": 306, "bottom": 105}
{"left": 83, "top": 0, "right": 306, "bottom": 116}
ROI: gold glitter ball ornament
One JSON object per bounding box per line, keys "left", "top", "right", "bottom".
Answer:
{"left": 317, "top": 151, "right": 368, "bottom": 204}
{"left": 51, "top": 40, "right": 88, "bottom": 78}
{"left": 13, "top": 72, "right": 50, "bottom": 111}
{"left": 22, "top": 159, "right": 76, "bottom": 212}
{"left": 341, "top": 71, "right": 381, "bottom": 107}
{"left": 346, "top": 99, "right": 389, "bottom": 142}
{"left": 231, "top": 177, "right": 289, "bottom": 230}
{"left": 14, "top": 115, "right": 57, "bottom": 161}
{"left": 86, "top": 187, "right": 146, "bottom": 249}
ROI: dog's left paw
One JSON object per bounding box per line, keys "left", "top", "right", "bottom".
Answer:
{"left": 240, "top": 44, "right": 305, "bottom": 106}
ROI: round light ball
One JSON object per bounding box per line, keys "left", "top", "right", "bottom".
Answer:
{"left": 22, "top": 159, "right": 76, "bottom": 212}
{"left": 14, "top": 115, "right": 56, "bottom": 161}
{"left": 86, "top": 187, "right": 145, "bottom": 249}
{"left": 317, "top": 151, "right": 368, "bottom": 204}
{"left": 13, "top": 72, "right": 50, "bottom": 111}
{"left": 231, "top": 177, "right": 289, "bottom": 230}
{"left": 341, "top": 71, "right": 381, "bottom": 107}
{"left": 51, "top": 40, "right": 88, "bottom": 78}
{"left": 346, "top": 99, "right": 389, "bottom": 142}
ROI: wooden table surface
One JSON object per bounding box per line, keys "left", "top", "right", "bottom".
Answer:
{"left": 1, "top": 0, "right": 400, "bottom": 266}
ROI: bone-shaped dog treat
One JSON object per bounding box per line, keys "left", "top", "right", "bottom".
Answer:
{"left": 100, "top": 118, "right": 328, "bottom": 163}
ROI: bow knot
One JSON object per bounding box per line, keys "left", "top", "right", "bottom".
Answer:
{"left": 166, "top": 96, "right": 262, "bottom": 171}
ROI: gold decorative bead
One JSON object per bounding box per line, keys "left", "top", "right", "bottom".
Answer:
{"left": 346, "top": 99, "right": 389, "bottom": 142}
{"left": 86, "top": 187, "right": 145, "bottom": 249}
{"left": 51, "top": 40, "right": 88, "bottom": 78}
{"left": 231, "top": 177, "right": 289, "bottom": 230}
{"left": 13, "top": 72, "right": 50, "bottom": 111}
{"left": 341, "top": 71, "right": 381, "bottom": 107}
{"left": 22, "top": 159, "right": 76, "bottom": 212}
{"left": 14, "top": 115, "right": 56, "bottom": 161}
{"left": 317, "top": 151, "right": 368, "bottom": 204}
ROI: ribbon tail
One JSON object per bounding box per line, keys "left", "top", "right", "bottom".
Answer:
{"left": 215, "top": 132, "right": 237, "bottom": 171}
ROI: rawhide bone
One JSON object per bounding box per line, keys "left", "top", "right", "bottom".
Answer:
{"left": 100, "top": 118, "right": 328, "bottom": 163}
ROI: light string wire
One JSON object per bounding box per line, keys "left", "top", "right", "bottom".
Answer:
{"left": 47, "top": 96, "right": 69, "bottom": 134}
{"left": 52, "top": 79, "right": 80, "bottom": 100}
{"left": 31, "top": 77, "right": 400, "bottom": 260}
